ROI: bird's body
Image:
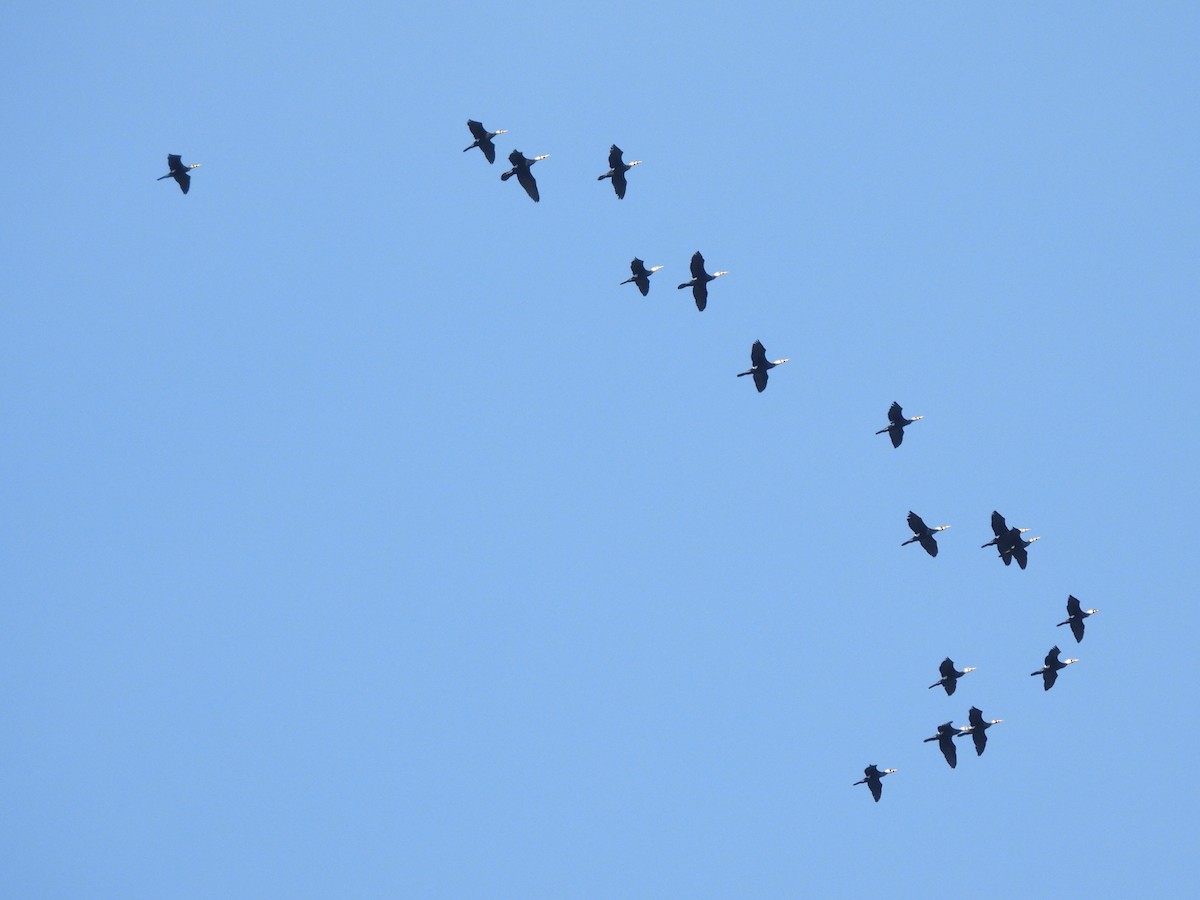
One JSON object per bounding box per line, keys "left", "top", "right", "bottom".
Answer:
{"left": 464, "top": 119, "right": 508, "bottom": 164}
{"left": 924, "top": 722, "right": 962, "bottom": 769}
{"left": 736, "top": 340, "right": 789, "bottom": 392}
{"left": 500, "top": 150, "right": 550, "bottom": 202}
{"left": 956, "top": 706, "right": 1003, "bottom": 757}
{"left": 928, "top": 657, "right": 975, "bottom": 696}
{"left": 1058, "top": 595, "right": 1099, "bottom": 643}
{"left": 853, "top": 765, "right": 897, "bottom": 802}
{"left": 902, "top": 511, "right": 950, "bottom": 557}
{"left": 620, "top": 258, "right": 664, "bottom": 296}
{"left": 876, "top": 402, "right": 923, "bottom": 448}
{"left": 676, "top": 251, "right": 728, "bottom": 312}
{"left": 597, "top": 144, "right": 641, "bottom": 199}
{"left": 157, "top": 154, "right": 201, "bottom": 194}
{"left": 1032, "top": 645, "right": 1078, "bottom": 691}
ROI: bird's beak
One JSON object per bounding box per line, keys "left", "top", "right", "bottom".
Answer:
{"left": 496, "top": 130, "right": 508, "bottom": 134}
{"left": 912, "top": 415, "right": 924, "bottom": 421}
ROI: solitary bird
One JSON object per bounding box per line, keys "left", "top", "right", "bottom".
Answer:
{"left": 1032, "top": 645, "right": 1078, "bottom": 691}
{"left": 875, "top": 402, "right": 923, "bottom": 448}
{"left": 924, "top": 722, "right": 962, "bottom": 769}
{"left": 981, "top": 511, "right": 1039, "bottom": 568}
{"left": 677, "top": 251, "right": 728, "bottom": 312}
{"left": 158, "top": 154, "right": 201, "bottom": 194}
{"left": 902, "top": 511, "right": 950, "bottom": 557}
{"left": 956, "top": 707, "right": 1003, "bottom": 757}
{"left": 929, "top": 657, "right": 975, "bottom": 697}
{"left": 597, "top": 144, "right": 641, "bottom": 199}
{"left": 853, "top": 765, "right": 897, "bottom": 803}
{"left": 463, "top": 119, "right": 508, "bottom": 164}
{"left": 500, "top": 149, "right": 550, "bottom": 202}
{"left": 1058, "top": 595, "right": 1099, "bottom": 643}
{"left": 737, "top": 340, "right": 789, "bottom": 393}
{"left": 620, "top": 258, "right": 664, "bottom": 296}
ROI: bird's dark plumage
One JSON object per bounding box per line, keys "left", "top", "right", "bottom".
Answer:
{"left": 924, "top": 722, "right": 960, "bottom": 769}
{"left": 158, "top": 154, "right": 200, "bottom": 194}
{"left": 958, "top": 706, "right": 1002, "bottom": 757}
{"left": 464, "top": 120, "right": 507, "bottom": 164}
{"left": 853, "top": 765, "right": 896, "bottom": 802}
{"left": 928, "top": 657, "right": 974, "bottom": 696}
{"left": 676, "top": 251, "right": 727, "bottom": 312}
{"left": 1057, "top": 595, "right": 1098, "bottom": 643}
{"left": 597, "top": 144, "right": 640, "bottom": 199}
{"left": 875, "top": 402, "right": 922, "bottom": 448}
{"left": 902, "top": 511, "right": 948, "bottom": 557}
{"left": 620, "top": 258, "right": 663, "bottom": 296}
{"left": 1032, "top": 645, "right": 1078, "bottom": 691}
{"left": 736, "top": 340, "right": 789, "bottom": 392}
{"left": 501, "top": 149, "right": 548, "bottom": 202}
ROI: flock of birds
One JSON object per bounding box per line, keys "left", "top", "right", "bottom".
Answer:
{"left": 159, "top": 121, "right": 1104, "bottom": 806}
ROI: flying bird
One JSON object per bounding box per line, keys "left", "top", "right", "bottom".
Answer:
{"left": 956, "top": 706, "right": 1003, "bottom": 757}
{"left": 924, "top": 721, "right": 962, "bottom": 769}
{"left": 158, "top": 154, "right": 201, "bottom": 194}
{"left": 500, "top": 149, "right": 550, "bottom": 202}
{"left": 597, "top": 144, "right": 641, "bottom": 199}
{"left": 875, "top": 402, "right": 923, "bottom": 448}
{"left": 902, "top": 511, "right": 950, "bottom": 557}
{"left": 676, "top": 251, "right": 728, "bottom": 312}
{"left": 736, "top": 340, "right": 789, "bottom": 392}
{"left": 1031, "top": 645, "right": 1078, "bottom": 691}
{"left": 620, "top": 258, "right": 664, "bottom": 296}
{"left": 1058, "top": 595, "right": 1099, "bottom": 643}
{"left": 928, "top": 657, "right": 975, "bottom": 697}
{"left": 463, "top": 119, "right": 508, "bottom": 164}
{"left": 1006, "top": 526, "right": 1040, "bottom": 570}
{"left": 853, "top": 765, "right": 897, "bottom": 803}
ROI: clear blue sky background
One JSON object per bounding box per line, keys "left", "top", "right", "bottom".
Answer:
{"left": 4, "top": 2, "right": 1198, "bottom": 897}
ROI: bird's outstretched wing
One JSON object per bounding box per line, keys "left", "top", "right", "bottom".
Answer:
{"left": 630, "top": 258, "right": 648, "bottom": 278}
{"left": 611, "top": 168, "right": 627, "bottom": 199}
{"left": 467, "top": 120, "right": 488, "bottom": 141}
{"left": 990, "top": 511, "right": 1008, "bottom": 537}
{"left": 1042, "top": 668, "right": 1058, "bottom": 690}
{"left": 940, "top": 735, "right": 957, "bottom": 769}
{"left": 1066, "top": 595, "right": 1083, "bottom": 618}
{"left": 750, "top": 341, "right": 769, "bottom": 369}
{"left": 753, "top": 369, "right": 768, "bottom": 392}
{"left": 516, "top": 167, "right": 539, "bottom": 202}
{"left": 907, "top": 511, "right": 928, "bottom": 534}
{"left": 971, "top": 729, "right": 987, "bottom": 756}
{"left": 887, "top": 402, "right": 904, "bottom": 426}
{"left": 1012, "top": 542, "right": 1029, "bottom": 569}
{"left": 167, "top": 154, "right": 183, "bottom": 171}
{"left": 868, "top": 778, "right": 882, "bottom": 802}
{"left": 918, "top": 534, "right": 939, "bottom": 557}
{"left": 689, "top": 251, "right": 706, "bottom": 279}
{"left": 888, "top": 426, "right": 903, "bottom": 448}
{"left": 1069, "top": 619, "right": 1085, "bottom": 643}
{"left": 608, "top": 144, "right": 624, "bottom": 169}
{"left": 939, "top": 658, "right": 956, "bottom": 680}
{"left": 480, "top": 140, "right": 496, "bottom": 164}
{"left": 692, "top": 282, "right": 707, "bottom": 311}
{"left": 173, "top": 170, "right": 190, "bottom": 194}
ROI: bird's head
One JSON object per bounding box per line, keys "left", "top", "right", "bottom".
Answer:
{"left": 533, "top": 154, "right": 550, "bottom": 162}
{"left": 189, "top": 163, "right": 202, "bottom": 169}
{"left": 962, "top": 666, "right": 976, "bottom": 674}
{"left": 713, "top": 270, "right": 729, "bottom": 277}
{"left": 882, "top": 768, "right": 897, "bottom": 774}
{"left": 1026, "top": 536, "right": 1041, "bottom": 544}
{"left": 773, "top": 357, "right": 791, "bottom": 366}
{"left": 910, "top": 415, "right": 924, "bottom": 422}
{"left": 648, "top": 265, "right": 664, "bottom": 274}
{"left": 1017, "top": 527, "right": 1031, "bottom": 534}
{"left": 1086, "top": 608, "right": 1100, "bottom": 615}
{"left": 494, "top": 129, "right": 509, "bottom": 135}
{"left": 1064, "top": 658, "right": 1079, "bottom": 666}
{"left": 989, "top": 719, "right": 1004, "bottom": 725}
{"left": 935, "top": 524, "right": 951, "bottom": 532}
{"left": 629, "top": 160, "right": 642, "bottom": 166}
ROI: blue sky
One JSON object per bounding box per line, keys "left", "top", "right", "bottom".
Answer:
{"left": 3, "top": 2, "right": 1198, "bottom": 897}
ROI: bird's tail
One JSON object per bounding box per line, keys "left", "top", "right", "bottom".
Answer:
{"left": 597, "top": 172, "right": 612, "bottom": 181}
{"left": 1056, "top": 619, "right": 1069, "bottom": 627}
{"left": 157, "top": 173, "right": 172, "bottom": 180}
{"left": 874, "top": 427, "right": 888, "bottom": 435}
{"left": 901, "top": 537, "right": 917, "bottom": 547}
{"left": 1029, "top": 670, "right": 1041, "bottom": 677}
{"left": 677, "top": 282, "right": 690, "bottom": 290}
{"left": 736, "top": 369, "right": 754, "bottom": 378}
{"left": 500, "top": 170, "right": 514, "bottom": 181}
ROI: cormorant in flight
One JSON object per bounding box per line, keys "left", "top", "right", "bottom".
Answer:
{"left": 875, "top": 402, "right": 922, "bottom": 448}
{"left": 928, "top": 657, "right": 975, "bottom": 696}
{"left": 902, "top": 511, "right": 950, "bottom": 557}
{"left": 1031, "top": 646, "right": 1078, "bottom": 691}
{"left": 501, "top": 150, "right": 550, "bottom": 202}
{"left": 956, "top": 707, "right": 1002, "bottom": 757}
{"left": 982, "top": 511, "right": 1039, "bottom": 568}
{"left": 736, "top": 341, "right": 789, "bottom": 392}
{"left": 677, "top": 251, "right": 728, "bottom": 312}
{"left": 158, "top": 154, "right": 201, "bottom": 194}
{"left": 620, "top": 258, "right": 664, "bottom": 296}
{"left": 924, "top": 721, "right": 962, "bottom": 769}
{"left": 853, "top": 765, "right": 897, "bottom": 802}
{"left": 464, "top": 120, "right": 508, "bottom": 164}
{"left": 598, "top": 144, "right": 641, "bottom": 199}
{"left": 1058, "top": 595, "right": 1099, "bottom": 643}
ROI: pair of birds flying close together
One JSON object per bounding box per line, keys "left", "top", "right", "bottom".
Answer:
{"left": 465, "top": 120, "right": 641, "bottom": 202}
{"left": 621, "top": 252, "right": 729, "bottom": 310}
{"left": 982, "top": 510, "right": 1040, "bottom": 569}
{"left": 924, "top": 708, "right": 1005, "bottom": 769}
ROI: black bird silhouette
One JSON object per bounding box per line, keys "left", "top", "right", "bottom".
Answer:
{"left": 1058, "top": 595, "right": 1099, "bottom": 643}
{"left": 875, "top": 402, "right": 923, "bottom": 448}
{"left": 736, "top": 341, "right": 789, "bottom": 392}
{"left": 157, "top": 154, "right": 201, "bottom": 194}
{"left": 928, "top": 657, "right": 975, "bottom": 696}
{"left": 464, "top": 120, "right": 508, "bottom": 164}
{"left": 981, "top": 511, "right": 1039, "bottom": 568}
{"left": 956, "top": 706, "right": 1003, "bottom": 757}
{"left": 620, "top": 258, "right": 664, "bottom": 296}
{"left": 1031, "top": 645, "right": 1078, "bottom": 691}
{"left": 500, "top": 149, "right": 550, "bottom": 202}
{"left": 924, "top": 721, "right": 962, "bottom": 769}
{"left": 853, "top": 764, "right": 897, "bottom": 802}
{"left": 598, "top": 144, "right": 641, "bottom": 199}
{"left": 902, "top": 511, "right": 950, "bottom": 557}
{"left": 676, "top": 251, "right": 728, "bottom": 312}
